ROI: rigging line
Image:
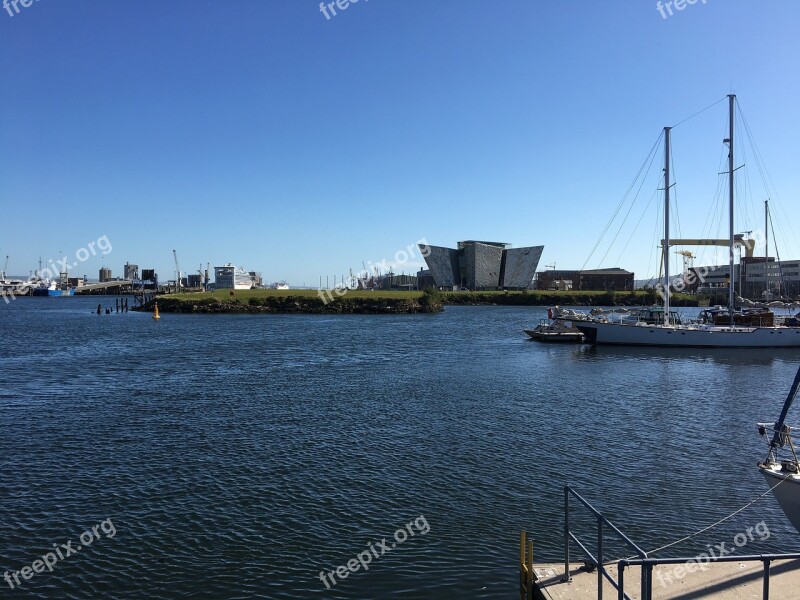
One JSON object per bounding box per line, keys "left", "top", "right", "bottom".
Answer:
{"left": 669, "top": 137, "right": 682, "bottom": 277}
{"left": 770, "top": 214, "right": 786, "bottom": 291}
{"left": 696, "top": 162, "right": 726, "bottom": 267}
{"left": 596, "top": 135, "right": 663, "bottom": 268}
{"left": 769, "top": 196, "right": 799, "bottom": 263}
{"left": 604, "top": 476, "right": 790, "bottom": 566}
{"left": 734, "top": 114, "right": 751, "bottom": 232}
{"left": 671, "top": 95, "right": 728, "bottom": 130}
{"left": 697, "top": 117, "right": 731, "bottom": 267}
{"left": 738, "top": 101, "right": 776, "bottom": 198}
{"left": 654, "top": 193, "right": 664, "bottom": 281}
{"left": 738, "top": 103, "right": 800, "bottom": 254}
{"left": 581, "top": 131, "right": 664, "bottom": 272}
{"left": 742, "top": 144, "right": 756, "bottom": 235}
{"left": 646, "top": 193, "right": 661, "bottom": 283}
{"left": 614, "top": 188, "right": 659, "bottom": 267}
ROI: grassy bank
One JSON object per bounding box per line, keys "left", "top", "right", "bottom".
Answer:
{"left": 134, "top": 288, "right": 443, "bottom": 314}
{"left": 133, "top": 288, "right": 700, "bottom": 314}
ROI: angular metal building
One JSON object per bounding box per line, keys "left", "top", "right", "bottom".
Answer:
{"left": 419, "top": 241, "right": 543, "bottom": 290}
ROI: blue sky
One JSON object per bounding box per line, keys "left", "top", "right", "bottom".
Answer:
{"left": 2, "top": 0, "right": 799, "bottom": 285}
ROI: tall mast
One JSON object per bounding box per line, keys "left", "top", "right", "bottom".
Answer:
{"left": 765, "top": 199, "right": 769, "bottom": 298}
{"left": 727, "top": 94, "right": 736, "bottom": 325}
{"left": 664, "top": 127, "right": 671, "bottom": 325}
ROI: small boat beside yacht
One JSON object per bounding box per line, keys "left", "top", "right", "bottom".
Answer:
{"left": 758, "top": 364, "right": 800, "bottom": 532}
{"left": 524, "top": 319, "right": 584, "bottom": 343}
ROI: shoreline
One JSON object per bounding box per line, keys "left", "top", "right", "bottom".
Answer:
{"left": 131, "top": 289, "right": 701, "bottom": 315}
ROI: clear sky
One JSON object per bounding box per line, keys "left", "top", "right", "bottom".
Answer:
{"left": 2, "top": 0, "right": 799, "bottom": 285}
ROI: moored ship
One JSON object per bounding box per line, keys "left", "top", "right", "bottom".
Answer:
{"left": 214, "top": 264, "right": 255, "bottom": 290}
{"left": 32, "top": 279, "right": 74, "bottom": 297}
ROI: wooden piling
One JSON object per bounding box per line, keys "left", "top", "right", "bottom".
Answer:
{"left": 520, "top": 531, "right": 537, "bottom": 600}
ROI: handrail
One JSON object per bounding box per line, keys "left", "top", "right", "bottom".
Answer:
{"left": 564, "top": 485, "right": 647, "bottom": 600}
{"left": 619, "top": 553, "right": 800, "bottom": 600}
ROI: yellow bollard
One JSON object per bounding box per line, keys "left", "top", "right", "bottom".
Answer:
{"left": 153, "top": 302, "right": 161, "bottom": 320}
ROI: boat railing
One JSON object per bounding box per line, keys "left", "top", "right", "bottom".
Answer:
{"left": 618, "top": 553, "right": 800, "bottom": 600}
{"left": 758, "top": 423, "right": 800, "bottom": 466}
{"left": 563, "top": 485, "right": 647, "bottom": 600}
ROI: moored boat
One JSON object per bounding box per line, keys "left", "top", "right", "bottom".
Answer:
{"left": 32, "top": 279, "right": 74, "bottom": 297}
{"left": 524, "top": 318, "right": 585, "bottom": 343}
{"left": 758, "top": 364, "right": 800, "bottom": 532}
{"left": 575, "top": 95, "right": 800, "bottom": 348}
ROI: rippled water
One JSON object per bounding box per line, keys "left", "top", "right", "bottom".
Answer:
{"left": 1, "top": 297, "right": 799, "bottom": 598}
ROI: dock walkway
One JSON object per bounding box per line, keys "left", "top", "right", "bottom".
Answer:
{"left": 531, "top": 559, "right": 800, "bottom": 599}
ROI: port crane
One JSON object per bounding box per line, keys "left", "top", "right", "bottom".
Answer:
{"left": 196, "top": 262, "right": 210, "bottom": 291}
{"left": 173, "top": 249, "right": 182, "bottom": 292}
{"left": 675, "top": 250, "right": 695, "bottom": 273}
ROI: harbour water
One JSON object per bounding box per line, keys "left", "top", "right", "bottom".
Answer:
{"left": 1, "top": 297, "right": 799, "bottom": 599}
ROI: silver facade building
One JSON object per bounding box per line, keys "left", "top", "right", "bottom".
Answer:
{"left": 419, "top": 241, "right": 544, "bottom": 291}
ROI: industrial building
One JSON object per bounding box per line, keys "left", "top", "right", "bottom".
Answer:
{"left": 686, "top": 257, "right": 800, "bottom": 299}
{"left": 537, "top": 268, "right": 635, "bottom": 292}
{"left": 124, "top": 263, "right": 139, "bottom": 280}
{"left": 379, "top": 273, "right": 417, "bottom": 290}
{"left": 419, "top": 241, "right": 544, "bottom": 291}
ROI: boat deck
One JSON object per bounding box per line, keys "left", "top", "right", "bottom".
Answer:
{"left": 532, "top": 559, "right": 800, "bottom": 599}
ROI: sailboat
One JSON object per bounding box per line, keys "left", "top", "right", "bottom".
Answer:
{"left": 574, "top": 95, "right": 800, "bottom": 347}
{"left": 758, "top": 364, "right": 800, "bottom": 532}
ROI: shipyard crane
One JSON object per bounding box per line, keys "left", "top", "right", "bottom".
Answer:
{"left": 173, "top": 249, "right": 182, "bottom": 292}
{"left": 675, "top": 250, "right": 695, "bottom": 273}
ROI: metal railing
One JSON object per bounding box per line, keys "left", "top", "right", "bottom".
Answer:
{"left": 563, "top": 485, "right": 647, "bottom": 600}
{"left": 619, "top": 553, "right": 800, "bottom": 600}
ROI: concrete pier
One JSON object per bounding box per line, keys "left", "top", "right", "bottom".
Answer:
{"left": 532, "top": 559, "right": 800, "bottom": 599}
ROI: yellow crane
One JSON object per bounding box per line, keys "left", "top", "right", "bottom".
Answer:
{"left": 676, "top": 250, "right": 695, "bottom": 271}
{"left": 659, "top": 237, "right": 755, "bottom": 279}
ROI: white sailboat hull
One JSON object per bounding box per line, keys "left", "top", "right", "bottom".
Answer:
{"left": 575, "top": 321, "right": 800, "bottom": 347}
{"left": 761, "top": 467, "right": 800, "bottom": 533}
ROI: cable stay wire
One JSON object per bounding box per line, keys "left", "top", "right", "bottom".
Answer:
{"left": 738, "top": 101, "right": 800, "bottom": 256}
{"left": 614, "top": 187, "right": 659, "bottom": 269}
{"left": 595, "top": 136, "right": 663, "bottom": 269}
{"left": 669, "top": 139, "right": 683, "bottom": 278}
{"left": 770, "top": 214, "right": 787, "bottom": 292}
{"left": 671, "top": 95, "right": 728, "bottom": 130}
{"left": 645, "top": 193, "right": 662, "bottom": 285}
{"left": 580, "top": 130, "right": 664, "bottom": 272}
